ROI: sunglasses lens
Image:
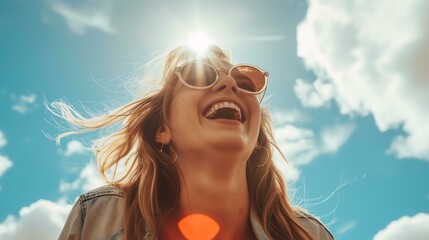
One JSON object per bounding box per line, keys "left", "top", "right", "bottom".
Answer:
{"left": 230, "top": 66, "right": 266, "bottom": 93}
{"left": 180, "top": 63, "right": 217, "bottom": 87}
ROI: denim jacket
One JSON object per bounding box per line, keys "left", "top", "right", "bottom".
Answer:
{"left": 59, "top": 185, "right": 334, "bottom": 240}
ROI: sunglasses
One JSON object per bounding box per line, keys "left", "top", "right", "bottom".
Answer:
{"left": 175, "top": 61, "right": 269, "bottom": 97}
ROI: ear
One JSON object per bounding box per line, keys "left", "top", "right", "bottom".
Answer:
{"left": 155, "top": 125, "right": 172, "bottom": 144}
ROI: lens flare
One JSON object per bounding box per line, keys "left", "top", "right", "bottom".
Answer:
{"left": 178, "top": 214, "right": 220, "bottom": 240}
{"left": 186, "top": 32, "right": 211, "bottom": 55}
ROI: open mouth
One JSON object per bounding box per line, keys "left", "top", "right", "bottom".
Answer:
{"left": 203, "top": 101, "right": 243, "bottom": 122}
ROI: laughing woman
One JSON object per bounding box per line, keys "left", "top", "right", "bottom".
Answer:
{"left": 56, "top": 45, "right": 334, "bottom": 240}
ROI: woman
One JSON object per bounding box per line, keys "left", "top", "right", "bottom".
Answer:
{"left": 56, "top": 45, "right": 334, "bottom": 239}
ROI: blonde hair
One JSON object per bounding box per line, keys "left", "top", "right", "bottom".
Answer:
{"left": 49, "top": 45, "right": 315, "bottom": 239}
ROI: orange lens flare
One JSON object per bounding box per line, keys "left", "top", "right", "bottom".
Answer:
{"left": 178, "top": 214, "right": 220, "bottom": 240}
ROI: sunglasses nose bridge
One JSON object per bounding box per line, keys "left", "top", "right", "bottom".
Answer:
{"left": 212, "top": 69, "right": 239, "bottom": 94}
{"left": 217, "top": 67, "right": 228, "bottom": 75}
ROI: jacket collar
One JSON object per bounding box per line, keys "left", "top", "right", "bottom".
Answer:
{"left": 250, "top": 207, "right": 270, "bottom": 240}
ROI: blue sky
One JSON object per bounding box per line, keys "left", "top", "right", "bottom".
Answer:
{"left": 1, "top": 0, "right": 429, "bottom": 239}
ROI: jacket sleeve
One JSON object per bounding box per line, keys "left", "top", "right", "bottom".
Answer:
{"left": 58, "top": 199, "right": 84, "bottom": 240}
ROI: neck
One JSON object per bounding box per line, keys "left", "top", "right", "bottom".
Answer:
{"left": 161, "top": 150, "right": 256, "bottom": 240}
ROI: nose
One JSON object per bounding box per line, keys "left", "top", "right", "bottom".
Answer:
{"left": 212, "top": 68, "right": 239, "bottom": 94}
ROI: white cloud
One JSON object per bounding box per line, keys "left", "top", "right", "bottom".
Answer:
{"left": 51, "top": 2, "right": 115, "bottom": 35}
{"left": 374, "top": 213, "right": 429, "bottom": 240}
{"left": 64, "top": 140, "right": 88, "bottom": 157}
{"left": 271, "top": 108, "right": 310, "bottom": 126}
{"left": 320, "top": 124, "right": 355, "bottom": 153}
{"left": 11, "top": 93, "right": 38, "bottom": 114}
{"left": 294, "top": 78, "right": 335, "bottom": 108}
{"left": 275, "top": 123, "right": 355, "bottom": 166}
{"left": 0, "top": 144, "right": 102, "bottom": 239}
{"left": 0, "top": 130, "right": 13, "bottom": 183}
{"left": 0, "top": 130, "right": 6, "bottom": 148}
{"left": 0, "top": 199, "right": 72, "bottom": 240}
{"left": 296, "top": 0, "right": 429, "bottom": 161}
{"left": 0, "top": 155, "right": 13, "bottom": 177}
{"left": 335, "top": 220, "right": 357, "bottom": 235}
{"left": 60, "top": 162, "right": 104, "bottom": 193}
{"left": 272, "top": 150, "right": 301, "bottom": 182}
{"left": 272, "top": 114, "right": 355, "bottom": 182}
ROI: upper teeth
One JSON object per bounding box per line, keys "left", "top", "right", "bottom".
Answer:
{"left": 204, "top": 101, "right": 242, "bottom": 120}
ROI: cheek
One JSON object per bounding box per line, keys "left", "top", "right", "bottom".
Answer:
{"left": 169, "top": 92, "right": 201, "bottom": 130}
{"left": 170, "top": 96, "right": 187, "bottom": 124}
{"left": 249, "top": 99, "right": 262, "bottom": 121}
{"left": 249, "top": 100, "right": 262, "bottom": 135}
{"left": 253, "top": 110, "right": 262, "bottom": 135}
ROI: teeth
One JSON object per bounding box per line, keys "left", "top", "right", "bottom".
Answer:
{"left": 204, "top": 101, "right": 242, "bottom": 121}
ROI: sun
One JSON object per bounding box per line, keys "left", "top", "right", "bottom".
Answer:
{"left": 186, "top": 32, "right": 211, "bottom": 55}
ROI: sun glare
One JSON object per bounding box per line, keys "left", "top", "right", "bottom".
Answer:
{"left": 186, "top": 32, "right": 211, "bottom": 55}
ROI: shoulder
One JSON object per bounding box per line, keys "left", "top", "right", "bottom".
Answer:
{"left": 59, "top": 185, "right": 127, "bottom": 240}
{"left": 78, "top": 185, "right": 126, "bottom": 218}
{"left": 79, "top": 184, "right": 126, "bottom": 202}
{"left": 295, "top": 210, "right": 335, "bottom": 240}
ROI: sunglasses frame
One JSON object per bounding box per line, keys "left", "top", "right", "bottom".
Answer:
{"left": 175, "top": 61, "right": 269, "bottom": 99}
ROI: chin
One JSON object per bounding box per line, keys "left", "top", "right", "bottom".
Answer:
{"left": 209, "top": 138, "right": 248, "bottom": 152}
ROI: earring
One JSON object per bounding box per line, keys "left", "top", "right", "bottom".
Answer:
{"left": 159, "top": 144, "right": 177, "bottom": 164}
{"left": 254, "top": 146, "right": 269, "bottom": 167}
{"left": 168, "top": 145, "right": 178, "bottom": 164}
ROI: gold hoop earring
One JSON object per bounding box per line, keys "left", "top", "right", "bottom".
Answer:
{"left": 168, "top": 145, "right": 177, "bottom": 164}
{"left": 255, "top": 146, "right": 269, "bottom": 167}
{"left": 158, "top": 144, "right": 177, "bottom": 165}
